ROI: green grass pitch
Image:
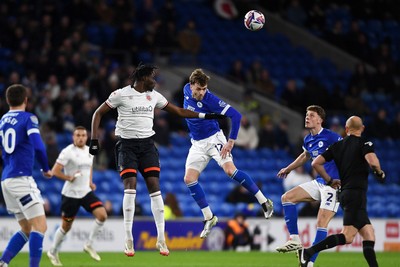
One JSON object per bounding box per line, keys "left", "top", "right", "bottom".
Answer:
{"left": 6, "top": 251, "right": 400, "bottom": 267}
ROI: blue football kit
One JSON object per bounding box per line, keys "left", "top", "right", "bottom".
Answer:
{"left": 303, "top": 128, "right": 342, "bottom": 184}
{"left": 183, "top": 83, "right": 241, "bottom": 140}
{"left": 0, "top": 110, "right": 49, "bottom": 180}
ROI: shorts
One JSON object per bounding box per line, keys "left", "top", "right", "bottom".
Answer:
{"left": 61, "top": 191, "right": 103, "bottom": 219}
{"left": 299, "top": 180, "right": 340, "bottom": 212}
{"left": 186, "top": 130, "right": 233, "bottom": 172}
{"left": 1, "top": 176, "right": 45, "bottom": 220}
{"left": 115, "top": 137, "right": 160, "bottom": 179}
{"left": 340, "top": 189, "right": 371, "bottom": 230}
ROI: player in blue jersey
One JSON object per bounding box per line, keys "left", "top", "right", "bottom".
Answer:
{"left": 276, "top": 105, "right": 342, "bottom": 267}
{"left": 182, "top": 69, "right": 274, "bottom": 239}
{"left": 0, "top": 84, "right": 53, "bottom": 267}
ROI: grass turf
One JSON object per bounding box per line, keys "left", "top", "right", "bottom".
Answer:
{"left": 6, "top": 251, "right": 399, "bottom": 267}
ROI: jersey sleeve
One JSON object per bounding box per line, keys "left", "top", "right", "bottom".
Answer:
{"left": 56, "top": 148, "right": 70, "bottom": 166}
{"left": 27, "top": 115, "right": 50, "bottom": 172}
{"left": 154, "top": 91, "right": 169, "bottom": 109}
{"left": 105, "top": 89, "right": 122, "bottom": 109}
{"left": 321, "top": 145, "right": 334, "bottom": 161}
{"left": 361, "top": 139, "right": 375, "bottom": 156}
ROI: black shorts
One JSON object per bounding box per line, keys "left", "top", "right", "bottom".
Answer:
{"left": 115, "top": 137, "right": 160, "bottom": 179}
{"left": 61, "top": 191, "right": 103, "bottom": 219}
{"left": 339, "top": 189, "right": 371, "bottom": 230}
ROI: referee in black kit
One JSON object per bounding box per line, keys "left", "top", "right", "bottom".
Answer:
{"left": 298, "top": 116, "right": 385, "bottom": 267}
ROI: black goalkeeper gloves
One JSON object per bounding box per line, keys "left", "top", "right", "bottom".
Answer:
{"left": 204, "top": 113, "right": 226, "bottom": 120}
{"left": 89, "top": 139, "right": 100, "bottom": 155}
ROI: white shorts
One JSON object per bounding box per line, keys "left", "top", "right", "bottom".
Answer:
{"left": 1, "top": 176, "right": 45, "bottom": 220}
{"left": 186, "top": 130, "right": 233, "bottom": 172}
{"left": 299, "top": 180, "right": 339, "bottom": 212}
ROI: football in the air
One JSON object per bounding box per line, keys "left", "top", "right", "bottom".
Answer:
{"left": 244, "top": 10, "right": 265, "bottom": 31}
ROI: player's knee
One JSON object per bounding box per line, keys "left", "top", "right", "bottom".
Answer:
{"left": 97, "top": 209, "right": 108, "bottom": 222}
{"left": 281, "top": 192, "right": 292, "bottom": 202}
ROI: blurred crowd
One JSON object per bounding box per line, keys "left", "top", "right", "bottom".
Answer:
{"left": 0, "top": 0, "right": 399, "bottom": 173}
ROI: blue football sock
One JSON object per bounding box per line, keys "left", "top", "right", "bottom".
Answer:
{"left": 310, "top": 227, "right": 328, "bottom": 262}
{"left": 282, "top": 202, "right": 299, "bottom": 235}
{"left": 230, "top": 169, "right": 259, "bottom": 195}
{"left": 187, "top": 181, "right": 208, "bottom": 209}
{"left": 29, "top": 231, "right": 44, "bottom": 267}
{"left": 0, "top": 230, "right": 28, "bottom": 264}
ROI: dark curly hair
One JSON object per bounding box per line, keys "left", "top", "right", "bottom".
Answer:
{"left": 129, "top": 63, "right": 158, "bottom": 84}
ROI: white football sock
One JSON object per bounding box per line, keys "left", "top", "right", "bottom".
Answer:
{"left": 201, "top": 206, "right": 213, "bottom": 221}
{"left": 51, "top": 227, "right": 67, "bottom": 253}
{"left": 87, "top": 219, "right": 104, "bottom": 246}
{"left": 150, "top": 191, "right": 165, "bottom": 241}
{"left": 255, "top": 190, "right": 268, "bottom": 204}
{"left": 123, "top": 189, "right": 136, "bottom": 241}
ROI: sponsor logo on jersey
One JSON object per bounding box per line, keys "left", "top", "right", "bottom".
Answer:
{"left": 197, "top": 102, "right": 203, "bottom": 108}
{"left": 132, "top": 106, "right": 153, "bottom": 113}
{"left": 187, "top": 105, "right": 195, "bottom": 111}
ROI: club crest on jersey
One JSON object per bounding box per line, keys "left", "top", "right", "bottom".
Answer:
{"left": 146, "top": 95, "right": 152, "bottom": 101}
{"left": 218, "top": 100, "right": 227, "bottom": 107}
{"left": 30, "top": 116, "right": 39, "bottom": 125}
{"left": 197, "top": 102, "right": 203, "bottom": 108}
{"left": 318, "top": 141, "right": 323, "bottom": 147}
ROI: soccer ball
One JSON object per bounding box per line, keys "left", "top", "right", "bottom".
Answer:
{"left": 244, "top": 10, "right": 265, "bottom": 31}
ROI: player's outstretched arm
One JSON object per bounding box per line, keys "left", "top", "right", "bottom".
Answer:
{"left": 30, "top": 131, "right": 52, "bottom": 178}
{"left": 90, "top": 103, "right": 111, "bottom": 155}
{"left": 163, "top": 102, "right": 225, "bottom": 119}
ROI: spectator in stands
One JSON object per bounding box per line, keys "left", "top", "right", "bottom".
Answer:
{"left": 306, "top": 3, "right": 325, "bottom": 34}
{"left": 246, "top": 59, "right": 263, "bottom": 85}
{"left": 326, "top": 20, "right": 347, "bottom": 49}
{"left": 153, "top": 109, "right": 171, "bottom": 147}
{"left": 329, "top": 116, "right": 346, "bottom": 138}
{"left": 275, "top": 119, "right": 292, "bottom": 152}
{"left": 367, "top": 108, "right": 391, "bottom": 139}
{"left": 34, "top": 98, "right": 54, "bottom": 125}
{"left": 280, "top": 79, "right": 304, "bottom": 113}
{"left": 47, "top": 126, "right": 107, "bottom": 265}
{"left": 182, "top": 69, "right": 273, "bottom": 240}
{"left": 258, "top": 117, "right": 276, "bottom": 150}
{"left": 349, "top": 62, "right": 371, "bottom": 92}
{"left": 178, "top": 19, "right": 202, "bottom": 63}
{"left": 371, "top": 62, "right": 396, "bottom": 95}
{"left": 227, "top": 60, "right": 247, "bottom": 85}
{"left": 164, "top": 192, "right": 182, "bottom": 220}
{"left": 224, "top": 213, "right": 252, "bottom": 251}
{"left": 235, "top": 115, "right": 259, "bottom": 150}
{"left": 240, "top": 90, "right": 261, "bottom": 128}
{"left": 254, "top": 69, "right": 276, "bottom": 99}
{"left": 113, "top": 20, "right": 138, "bottom": 63}
{"left": 344, "top": 86, "right": 368, "bottom": 115}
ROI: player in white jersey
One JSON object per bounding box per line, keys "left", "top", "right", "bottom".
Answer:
{"left": 183, "top": 69, "right": 274, "bottom": 239}
{"left": 89, "top": 64, "right": 224, "bottom": 257}
{"left": 47, "top": 126, "right": 107, "bottom": 266}
{"left": 0, "top": 84, "right": 52, "bottom": 267}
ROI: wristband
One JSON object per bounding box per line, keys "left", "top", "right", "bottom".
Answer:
{"left": 198, "top": 113, "right": 206, "bottom": 119}
{"left": 326, "top": 179, "right": 333, "bottom": 186}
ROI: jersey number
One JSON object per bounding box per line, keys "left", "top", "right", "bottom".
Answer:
{"left": 326, "top": 192, "right": 333, "bottom": 202}
{"left": 214, "top": 144, "right": 223, "bottom": 152}
{"left": 0, "top": 128, "right": 16, "bottom": 153}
